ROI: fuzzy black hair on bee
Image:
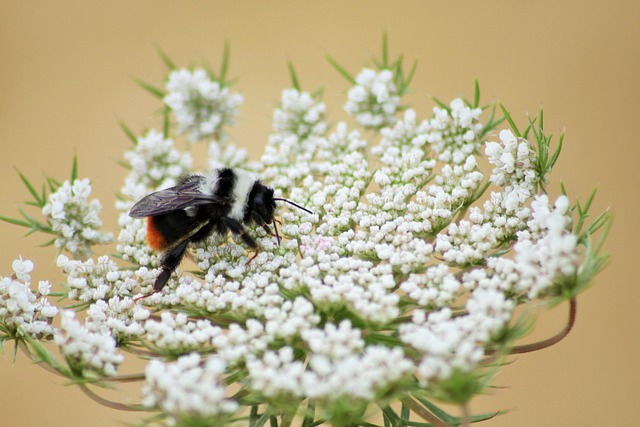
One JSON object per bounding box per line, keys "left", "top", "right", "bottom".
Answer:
{"left": 129, "top": 168, "right": 312, "bottom": 296}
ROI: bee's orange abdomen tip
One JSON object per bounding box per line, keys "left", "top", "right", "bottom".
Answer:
{"left": 146, "top": 217, "right": 167, "bottom": 251}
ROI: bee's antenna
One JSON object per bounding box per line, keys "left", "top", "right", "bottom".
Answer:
{"left": 274, "top": 198, "right": 313, "bottom": 215}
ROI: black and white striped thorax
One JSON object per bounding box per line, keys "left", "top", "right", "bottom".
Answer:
{"left": 193, "top": 168, "right": 273, "bottom": 223}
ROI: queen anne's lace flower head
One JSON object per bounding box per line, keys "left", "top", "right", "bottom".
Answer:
{"left": 54, "top": 310, "right": 123, "bottom": 377}
{"left": 274, "top": 89, "right": 327, "bottom": 138}
{"left": 164, "top": 68, "right": 244, "bottom": 143}
{"left": 1, "top": 47, "right": 608, "bottom": 426}
{"left": 344, "top": 68, "right": 400, "bottom": 129}
{"left": 0, "top": 258, "right": 57, "bottom": 339}
{"left": 143, "top": 353, "right": 238, "bottom": 423}
{"left": 42, "top": 179, "right": 112, "bottom": 257}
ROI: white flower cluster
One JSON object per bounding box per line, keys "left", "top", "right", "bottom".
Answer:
{"left": 54, "top": 310, "right": 123, "bottom": 377}
{"left": 485, "top": 129, "right": 538, "bottom": 188}
{"left": 56, "top": 254, "right": 140, "bottom": 302}
{"left": 362, "top": 109, "right": 484, "bottom": 271}
{"left": 400, "top": 288, "right": 514, "bottom": 384}
{"left": 0, "top": 62, "right": 593, "bottom": 425}
{"left": 427, "top": 98, "right": 484, "bottom": 164}
{"left": 273, "top": 89, "right": 327, "bottom": 139}
{"left": 434, "top": 129, "right": 540, "bottom": 266}
{"left": 143, "top": 353, "right": 238, "bottom": 422}
{"left": 476, "top": 195, "right": 578, "bottom": 299}
{"left": 42, "top": 178, "right": 112, "bottom": 257}
{"left": 144, "top": 311, "right": 223, "bottom": 355}
{"left": 60, "top": 69, "right": 584, "bottom": 419}
{"left": 260, "top": 89, "right": 328, "bottom": 197}
{"left": 86, "top": 296, "right": 149, "bottom": 343}
{"left": 120, "top": 129, "right": 193, "bottom": 203}
{"left": 246, "top": 342, "right": 413, "bottom": 402}
{"left": 0, "top": 258, "right": 57, "bottom": 339}
{"left": 344, "top": 68, "right": 400, "bottom": 129}
{"left": 164, "top": 68, "right": 244, "bottom": 142}
{"left": 123, "top": 82, "right": 561, "bottom": 407}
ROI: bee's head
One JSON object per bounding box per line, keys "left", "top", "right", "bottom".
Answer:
{"left": 245, "top": 181, "right": 276, "bottom": 226}
{"left": 245, "top": 181, "right": 312, "bottom": 246}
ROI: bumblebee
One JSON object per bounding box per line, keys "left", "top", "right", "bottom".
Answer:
{"left": 129, "top": 168, "right": 311, "bottom": 293}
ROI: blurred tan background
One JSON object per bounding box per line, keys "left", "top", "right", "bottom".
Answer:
{"left": 1, "top": 1, "right": 638, "bottom": 426}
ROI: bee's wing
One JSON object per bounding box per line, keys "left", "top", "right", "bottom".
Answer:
{"left": 129, "top": 180, "right": 224, "bottom": 217}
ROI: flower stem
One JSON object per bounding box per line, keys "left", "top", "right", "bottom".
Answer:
{"left": 508, "top": 297, "right": 577, "bottom": 354}
{"left": 401, "top": 397, "right": 448, "bottom": 427}
{"left": 78, "top": 383, "right": 144, "bottom": 412}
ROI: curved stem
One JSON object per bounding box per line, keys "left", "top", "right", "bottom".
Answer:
{"left": 78, "top": 383, "right": 146, "bottom": 412}
{"left": 401, "top": 397, "right": 449, "bottom": 427}
{"left": 99, "top": 373, "right": 146, "bottom": 383}
{"left": 462, "top": 403, "right": 471, "bottom": 427}
{"left": 18, "top": 341, "right": 65, "bottom": 377}
{"left": 486, "top": 298, "right": 577, "bottom": 357}
{"left": 509, "top": 298, "right": 577, "bottom": 354}
{"left": 122, "top": 345, "right": 159, "bottom": 357}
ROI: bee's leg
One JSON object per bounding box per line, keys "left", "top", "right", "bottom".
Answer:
{"left": 154, "top": 240, "right": 190, "bottom": 292}
{"left": 222, "top": 218, "right": 259, "bottom": 264}
{"left": 249, "top": 211, "right": 280, "bottom": 245}
{"left": 261, "top": 221, "right": 281, "bottom": 246}
{"left": 190, "top": 221, "right": 216, "bottom": 243}
{"left": 135, "top": 239, "right": 190, "bottom": 302}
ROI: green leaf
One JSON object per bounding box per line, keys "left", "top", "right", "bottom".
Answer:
{"left": 250, "top": 405, "right": 259, "bottom": 425}
{"left": 70, "top": 154, "right": 78, "bottom": 183}
{"left": 325, "top": 54, "right": 356, "bottom": 85}
{"left": 381, "top": 406, "right": 401, "bottom": 426}
{"left": 592, "top": 212, "right": 613, "bottom": 255}
{"left": 24, "top": 335, "right": 71, "bottom": 377}
{"left": 574, "top": 186, "right": 599, "bottom": 236}
{"left": 548, "top": 132, "right": 564, "bottom": 170}
{"left": 0, "top": 215, "right": 31, "bottom": 228}
{"left": 585, "top": 209, "right": 611, "bottom": 241}
{"left": 431, "top": 96, "right": 450, "bottom": 113}
{"left": 116, "top": 160, "right": 131, "bottom": 170}
{"left": 17, "top": 169, "right": 43, "bottom": 206}
{"left": 523, "top": 114, "right": 537, "bottom": 141}
{"left": 301, "top": 401, "right": 316, "bottom": 427}
{"left": 499, "top": 103, "right": 521, "bottom": 137}
{"left": 288, "top": 61, "right": 301, "bottom": 92}
{"left": 473, "top": 79, "right": 480, "bottom": 108}
{"left": 381, "top": 32, "right": 389, "bottom": 68}
{"left": 38, "top": 237, "right": 57, "bottom": 248}
{"left": 46, "top": 176, "right": 60, "bottom": 193}
{"left": 401, "top": 401, "right": 410, "bottom": 421}
{"left": 219, "top": 39, "right": 231, "bottom": 84}
{"left": 202, "top": 59, "right": 218, "bottom": 81}
{"left": 133, "top": 77, "right": 165, "bottom": 99}
{"left": 156, "top": 45, "right": 176, "bottom": 70}
{"left": 251, "top": 410, "right": 271, "bottom": 427}
{"left": 118, "top": 120, "right": 138, "bottom": 145}
{"left": 404, "top": 59, "right": 418, "bottom": 88}
{"left": 163, "top": 106, "right": 171, "bottom": 139}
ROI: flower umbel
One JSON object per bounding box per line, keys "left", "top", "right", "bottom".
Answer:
{"left": 164, "top": 68, "right": 243, "bottom": 143}
{"left": 0, "top": 258, "right": 57, "bottom": 340}
{"left": 0, "top": 41, "right": 611, "bottom": 427}
{"left": 54, "top": 310, "right": 123, "bottom": 377}
{"left": 42, "top": 178, "right": 112, "bottom": 257}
